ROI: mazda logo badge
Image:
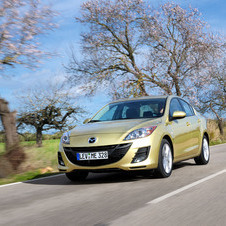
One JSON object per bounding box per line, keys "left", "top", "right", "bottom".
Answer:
{"left": 88, "top": 137, "right": 96, "bottom": 144}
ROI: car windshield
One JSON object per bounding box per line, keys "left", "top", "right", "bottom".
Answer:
{"left": 90, "top": 98, "right": 166, "bottom": 122}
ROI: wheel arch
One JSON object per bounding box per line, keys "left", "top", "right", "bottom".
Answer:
{"left": 203, "top": 131, "right": 209, "bottom": 144}
{"left": 162, "top": 135, "right": 174, "bottom": 159}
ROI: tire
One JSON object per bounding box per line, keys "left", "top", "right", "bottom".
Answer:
{"left": 194, "top": 136, "right": 210, "bottom": 165}
{"left": 156, "top": 139, "right": 173, "bottom": 178}
{"left": 65, "top": 171, "right": 89, "bottom": 182}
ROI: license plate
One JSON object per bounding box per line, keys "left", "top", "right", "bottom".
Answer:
{"left": 77, "top": 151, "right": 108, "bottom": 160}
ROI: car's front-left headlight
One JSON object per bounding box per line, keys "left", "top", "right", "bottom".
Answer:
{"left": 124, "top": 126, "right": 157, "bottom": 141}
{"left": 61, "top": 131, "right": 71, "bottom": 144}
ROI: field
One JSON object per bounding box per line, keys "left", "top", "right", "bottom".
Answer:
{"left": 0, "top": 140, "right": 60, "bottom": 185}
{"left": 0, "top": 139, "right": 59, "bottom": 170}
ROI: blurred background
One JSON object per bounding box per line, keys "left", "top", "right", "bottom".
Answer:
{"left": 0, "top": 0, "right": 225, "bottom": 183}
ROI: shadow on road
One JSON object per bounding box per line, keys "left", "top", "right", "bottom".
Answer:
{"left": 23, "top": 170, "right": 160, "bottom": 186}
{"left": 23, "top": 161, "right": 197, "bottom": 186}
{"left": 173, "top": 161, "right": 196, "bottom": 170}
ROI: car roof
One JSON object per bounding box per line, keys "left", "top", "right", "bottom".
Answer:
{"left": 110, "top": 95, "right": 175, "bottom": 104}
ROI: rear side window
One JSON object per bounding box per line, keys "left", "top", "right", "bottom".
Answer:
{"left": 169, "top": 98, "right": 183, "bottom": 118}
{"left": 179, "top": 99, "right": 195, "bottom": 117}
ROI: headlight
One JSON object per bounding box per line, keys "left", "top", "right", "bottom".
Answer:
{"left": 124, "top": 126, "right": 157, "bottom": 141}
{"left": 61, "top": 131, "right": 71, "bottom": 144}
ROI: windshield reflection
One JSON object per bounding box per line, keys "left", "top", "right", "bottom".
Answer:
{"left": 90, "top": 98, "right": 166, "bottom": 122}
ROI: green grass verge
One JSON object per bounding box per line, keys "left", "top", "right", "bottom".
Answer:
{"left": 22, "top": 139, "right": 60, "bottom": 170}
{"left": 0, "top": 142, "right": 4, "bottom": 155}
{"left": 0, "top": 170, "right": 62, "bottom": 185}
{"left": 210, "top": 139, "right": 226, "bottom": 146}
{"left": 0, "top": 139, "right": 61, "bottom": 185}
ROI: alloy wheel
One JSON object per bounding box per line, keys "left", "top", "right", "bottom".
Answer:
{"left": 162, "top": 143, "right": 173, "bottom": 174}
{"left": 203, "top": 138, "right": 210, "bottom": 161}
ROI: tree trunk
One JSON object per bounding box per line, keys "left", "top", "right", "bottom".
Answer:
{"left": 209, "top": 103, "right": 224, "bottom": 136}
{"left": 0, "top": 98, "right": 25, "bottom": 175}
{"left": 36, "top": 127, "right": 43, "bottom": 147}
{"left": 217, "top": 118, "right": 224, "bottom": 136}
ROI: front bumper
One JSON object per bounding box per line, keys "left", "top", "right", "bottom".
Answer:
{"left": 58, "top": 135, "right": 161, "bottom": 172}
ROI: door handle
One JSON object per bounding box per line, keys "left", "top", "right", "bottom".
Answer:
{"left": 186, "top": 122, "right": 191, "bottom": 126}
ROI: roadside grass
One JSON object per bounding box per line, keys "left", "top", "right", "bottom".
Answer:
{"left": 0, "top": 170, "right": 62, "bottom": 185}
{"left": 207, "top": 120, "right": 226, "bottom": 144}
{"left": 210, "top": 140, "right": 226, "bottom": 146}
{"left": 0, "top": 139, "right": 61, "bottom": 185}
{"left": 0, "top": 142, "right": 4, "bottom": 155}
{"left": 20, "top": 139, "right": 60, "bottom": 171}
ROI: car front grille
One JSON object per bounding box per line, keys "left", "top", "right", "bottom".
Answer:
{"left": 63, "top": 143, "right": 132, "bottom": 166}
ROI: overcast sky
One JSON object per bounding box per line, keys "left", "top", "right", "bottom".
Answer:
{"left": 0, "top": 0, "right": 225, "bottom": 118}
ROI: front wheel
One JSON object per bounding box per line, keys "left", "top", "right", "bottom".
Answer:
{"left": 65, "top": 171, "right": 89, "bottom": 182}
{"left": 156, "top": 139, "right": 173, "bottom": 178}
{"left": 194, "top": 136, "right": 210, "bottom": 165}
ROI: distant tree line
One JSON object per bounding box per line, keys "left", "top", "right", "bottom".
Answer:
{"left": 0, "top": 131, "right": 62, "bottom": 143}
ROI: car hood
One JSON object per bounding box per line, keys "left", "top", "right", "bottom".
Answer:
{"left": 70, "top": 118, "right": 162, "bottom": 136}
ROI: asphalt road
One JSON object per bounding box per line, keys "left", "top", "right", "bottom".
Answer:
{"left": 0, "top": 144, "right": 225, "bottom": 226}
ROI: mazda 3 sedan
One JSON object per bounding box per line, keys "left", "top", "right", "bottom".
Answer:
{"left": 58, "top": 96, "right": 210, "bottom": 181}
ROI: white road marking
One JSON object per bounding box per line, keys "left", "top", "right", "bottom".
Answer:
{"left": 0, "top": 181, "right": 22, "bottom": 188}
{"left": 148, "top": 169, "right": 226, "bottom": 204}
{"left": 0, "top": 174, "right": 64, "bottom": 188}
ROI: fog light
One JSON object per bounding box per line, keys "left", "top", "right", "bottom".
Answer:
{"left": 132, "top": 146, "right": 150, "bottom": 163}
{"left": 58, "top": 152, "right": 65, "bottom": 166}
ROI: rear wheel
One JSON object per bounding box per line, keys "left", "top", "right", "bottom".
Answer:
{"left": 156, "top": 139, "right": 173, "bottom": 178}
{"left": 194, "top": 136, "right": 210, "bottom": 165}
{"left": 65, "top": 171, "right": 89, "bottom": 182}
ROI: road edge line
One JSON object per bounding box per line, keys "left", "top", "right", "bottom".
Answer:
{"left": 0, "top": 173, "right": 64, "bottom": 188}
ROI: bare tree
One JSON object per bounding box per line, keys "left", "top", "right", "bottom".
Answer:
{"left": 67, "top": 0, "right": 223, "bottom": 99}
{"left": 196, "top": 57, "right": 226, "bottom": 135}
{"left": 0, "top": 0, "right": 56, "bottom": 69}
{"left": 17, "top": 83, "right": 84, "bottom": 147}
{"left": 0, "top": 0, "right": 56, "bottom": 175}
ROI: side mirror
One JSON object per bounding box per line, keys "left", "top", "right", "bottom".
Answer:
{"left": 83, "top": 118, "right": 91, "bottom": 124}
{"left": 172, "top": 111, "right": 186, "bottom": 119}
